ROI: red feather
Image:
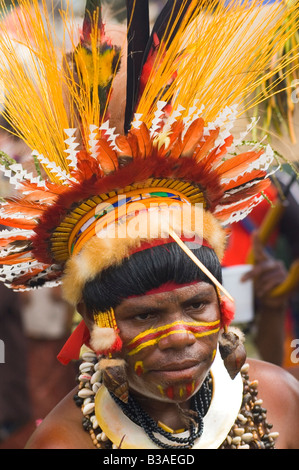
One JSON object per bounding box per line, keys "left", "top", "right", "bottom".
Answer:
{"left": 220, "top": 297, "right": 235, "bottom": 327}
{"left": 72, "top": 150, "right": 103, "bottom": 182}
{"left": 138, "top": 33, "right": 160, "bottom": 103}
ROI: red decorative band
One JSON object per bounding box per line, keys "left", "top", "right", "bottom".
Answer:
{"left": 129, "top": 236, "right": 212, "bottom": 256}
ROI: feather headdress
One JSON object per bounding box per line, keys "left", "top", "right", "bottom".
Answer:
{"left": 0, "top": 0, "right": 298, "bottom": 304}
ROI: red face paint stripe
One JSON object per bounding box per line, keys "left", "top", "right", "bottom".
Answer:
{"left": 185, "top": 382, "right": 194, "bottom": 397}
{"left": 127, "top": 323, "right": 219, "bottom": 351}
{"left": 126, "top": 320, "right": 220, "bottom": 355}
{"left": 166, "top": 386, "right": 174, "bottom": 399}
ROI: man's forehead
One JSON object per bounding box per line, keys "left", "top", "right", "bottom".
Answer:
{"left": 119, "top": 281, "right": 214, "bottom": 309}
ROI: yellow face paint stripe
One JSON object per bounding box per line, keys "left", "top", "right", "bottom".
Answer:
{"left": 127, "top": 326, "right": 220, "bottom": 356}
{"left": 127, "top": 320, "right": 220, "bottom": 346}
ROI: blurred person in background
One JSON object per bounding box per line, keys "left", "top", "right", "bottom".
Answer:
{"left": 0, "top": 282, "right": 32, "bottom": 445}
{"left": 222, "top": 170, "right": 299, "bottom": 376}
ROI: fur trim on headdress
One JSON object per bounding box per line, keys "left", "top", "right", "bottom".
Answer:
{"left": 62, "top": 204, "right": 226, "bottom": 305}
{"left": 89, "top": 325, "right": 121, "bottom": 354}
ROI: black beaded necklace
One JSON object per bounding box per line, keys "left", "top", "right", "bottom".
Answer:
{"left": 109, "top": 374, "right": 213, "bottom": 449}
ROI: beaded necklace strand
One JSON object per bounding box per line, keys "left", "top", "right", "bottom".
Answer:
{"left": 109, "top": 374, "right": 212, "bottom": 449}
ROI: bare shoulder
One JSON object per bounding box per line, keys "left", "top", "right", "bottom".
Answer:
{"left": 25, "top": 387, "right": 95, "bottom": 449}
{"left": 247, "top": 358, "right": 299, "bottom": 449}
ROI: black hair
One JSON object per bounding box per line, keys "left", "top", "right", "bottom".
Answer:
{"left": 82, "top": 242, "right": 222, "bottom": 317}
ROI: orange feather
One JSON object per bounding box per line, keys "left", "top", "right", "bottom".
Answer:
{"left": 215, "top": 194, "right": 261, "bottom": 221}
{"left": 216, "top": 150, "right": 264, "bottom": 180}
{"left": 0, "top": 253, "right": 32, "bottom": 264}
{"left": 10, "top": 266, "right": 49, "bottom": 286}
{"left": 115, "top": 135, "right": 134, "bottom": 158}
{"left": 126, "top": 133, "right": 139, "bottom": 159}
{"left": 194, "top": 128, "right": 220, "bottom": 161}
{"left": 96, "top": 139, "right": 119, "bottom": 174}
{"left": 1, "top": 198, "right": 45, "bottom": 218}
{"left": 221, "top": 179, "right": 270, "bottom": 205}
{"left": 130, "top": 122, "right": 153, "bottom": 158}
{"left": 202, "top": 134, "right": 234, "bottom": 170}
{"left": 221, "top": 169, "right": 267, "bottom": 191}
{"left": 0, "top": 217, "right": 37, "bottom": 229}
{"left": 181, "top": 118, "right": 204, "bottom": 157}
{"left": 18, "top": 180, "right": 66, "bottom": 202}
{"left": 158, "top": 120, "right": 184, "bottom": 158}
{"left": 0, "top": 235, "right": 31, "bottom": 248}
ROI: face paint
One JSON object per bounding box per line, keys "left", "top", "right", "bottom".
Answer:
{"left": 211, "top": 348, "right": 217, "bottom": 362}
{"left": 134, "top": 360, "right": 145, "bottom": 376}
{"left": 157, "top": 379, "right": 201, "bottom": 401}
{"left": 126, "top": 319, "right": 220, "bottom": 356}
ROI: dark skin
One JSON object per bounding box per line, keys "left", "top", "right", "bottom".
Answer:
{"left": 26, "top": 282, "right": 299, "bottom": 449}
{"left": 115, "top": 282, "right": 220, "bottom": 428}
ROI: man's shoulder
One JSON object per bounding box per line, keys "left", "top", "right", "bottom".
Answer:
{"left": 247, "top": 357, "right": 299, "bottom": 390}
{"left": 246, "top": 358, "right": 299, "bottom": 449}
{"left": 25, "top": 388, "right": 95, "bottom": 449}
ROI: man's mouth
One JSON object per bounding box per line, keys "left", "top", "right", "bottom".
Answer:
{"left": 154, "top": 359, "right": 200, "bottom": 372}
{"left": 149, "top": 360, "right": 201, "bottom": 381}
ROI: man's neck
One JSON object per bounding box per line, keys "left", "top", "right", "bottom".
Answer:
{"left": 130, "top": 391, "right": 193, "bottom": 431}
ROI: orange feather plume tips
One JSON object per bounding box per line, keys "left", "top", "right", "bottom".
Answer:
{"left": 0, "top": 105, "right": 275, "bottom": 292}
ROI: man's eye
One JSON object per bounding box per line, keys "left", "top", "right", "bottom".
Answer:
{"left": 190, "top": 302, "right": 203, "bottom": 309}
{"left": 135, "top": 312, "right": 154, "bottom": 321}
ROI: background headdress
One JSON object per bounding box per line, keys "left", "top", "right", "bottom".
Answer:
{"left": 0, "top": 1, "right": 298, "bottom": 316}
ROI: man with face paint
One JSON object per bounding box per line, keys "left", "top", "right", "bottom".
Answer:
{"left": 24, "top": 235, "right": 299, "bottom": 450}
{"left": 0, "top": 0, "right": 299, "bottom": 451}
{"left": 120, "top": 286, "right": 220, "bottom": 403}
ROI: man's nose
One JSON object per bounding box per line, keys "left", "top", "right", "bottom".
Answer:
{"left": 157, "top": 328, "right": 196, "bottom": 351}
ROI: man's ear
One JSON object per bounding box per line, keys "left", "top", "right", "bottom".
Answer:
{"left": 76, "top": 301, "right": 94, "bottom": 331}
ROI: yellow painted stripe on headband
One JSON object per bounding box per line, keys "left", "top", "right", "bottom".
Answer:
{"left": 127, "top": 326, "right": 221, "bottom": 356}
{"left": 127, "top": 319, "right": 220, "bottom": 346}
{"left": 72, "top": 196, "right": 186, "bottom": 255}
{"left": 67, "top": 186, "right": 189, "bottom": 254}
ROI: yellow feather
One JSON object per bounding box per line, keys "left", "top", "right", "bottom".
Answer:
{"left": 0, "top": 0, "right": 71, "bottom": 182}
{"left": 136, "top": 0, "right": 299, "bottom": 127}
{"left": 0, "top": 0, "right": 122, "bottom": 182}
